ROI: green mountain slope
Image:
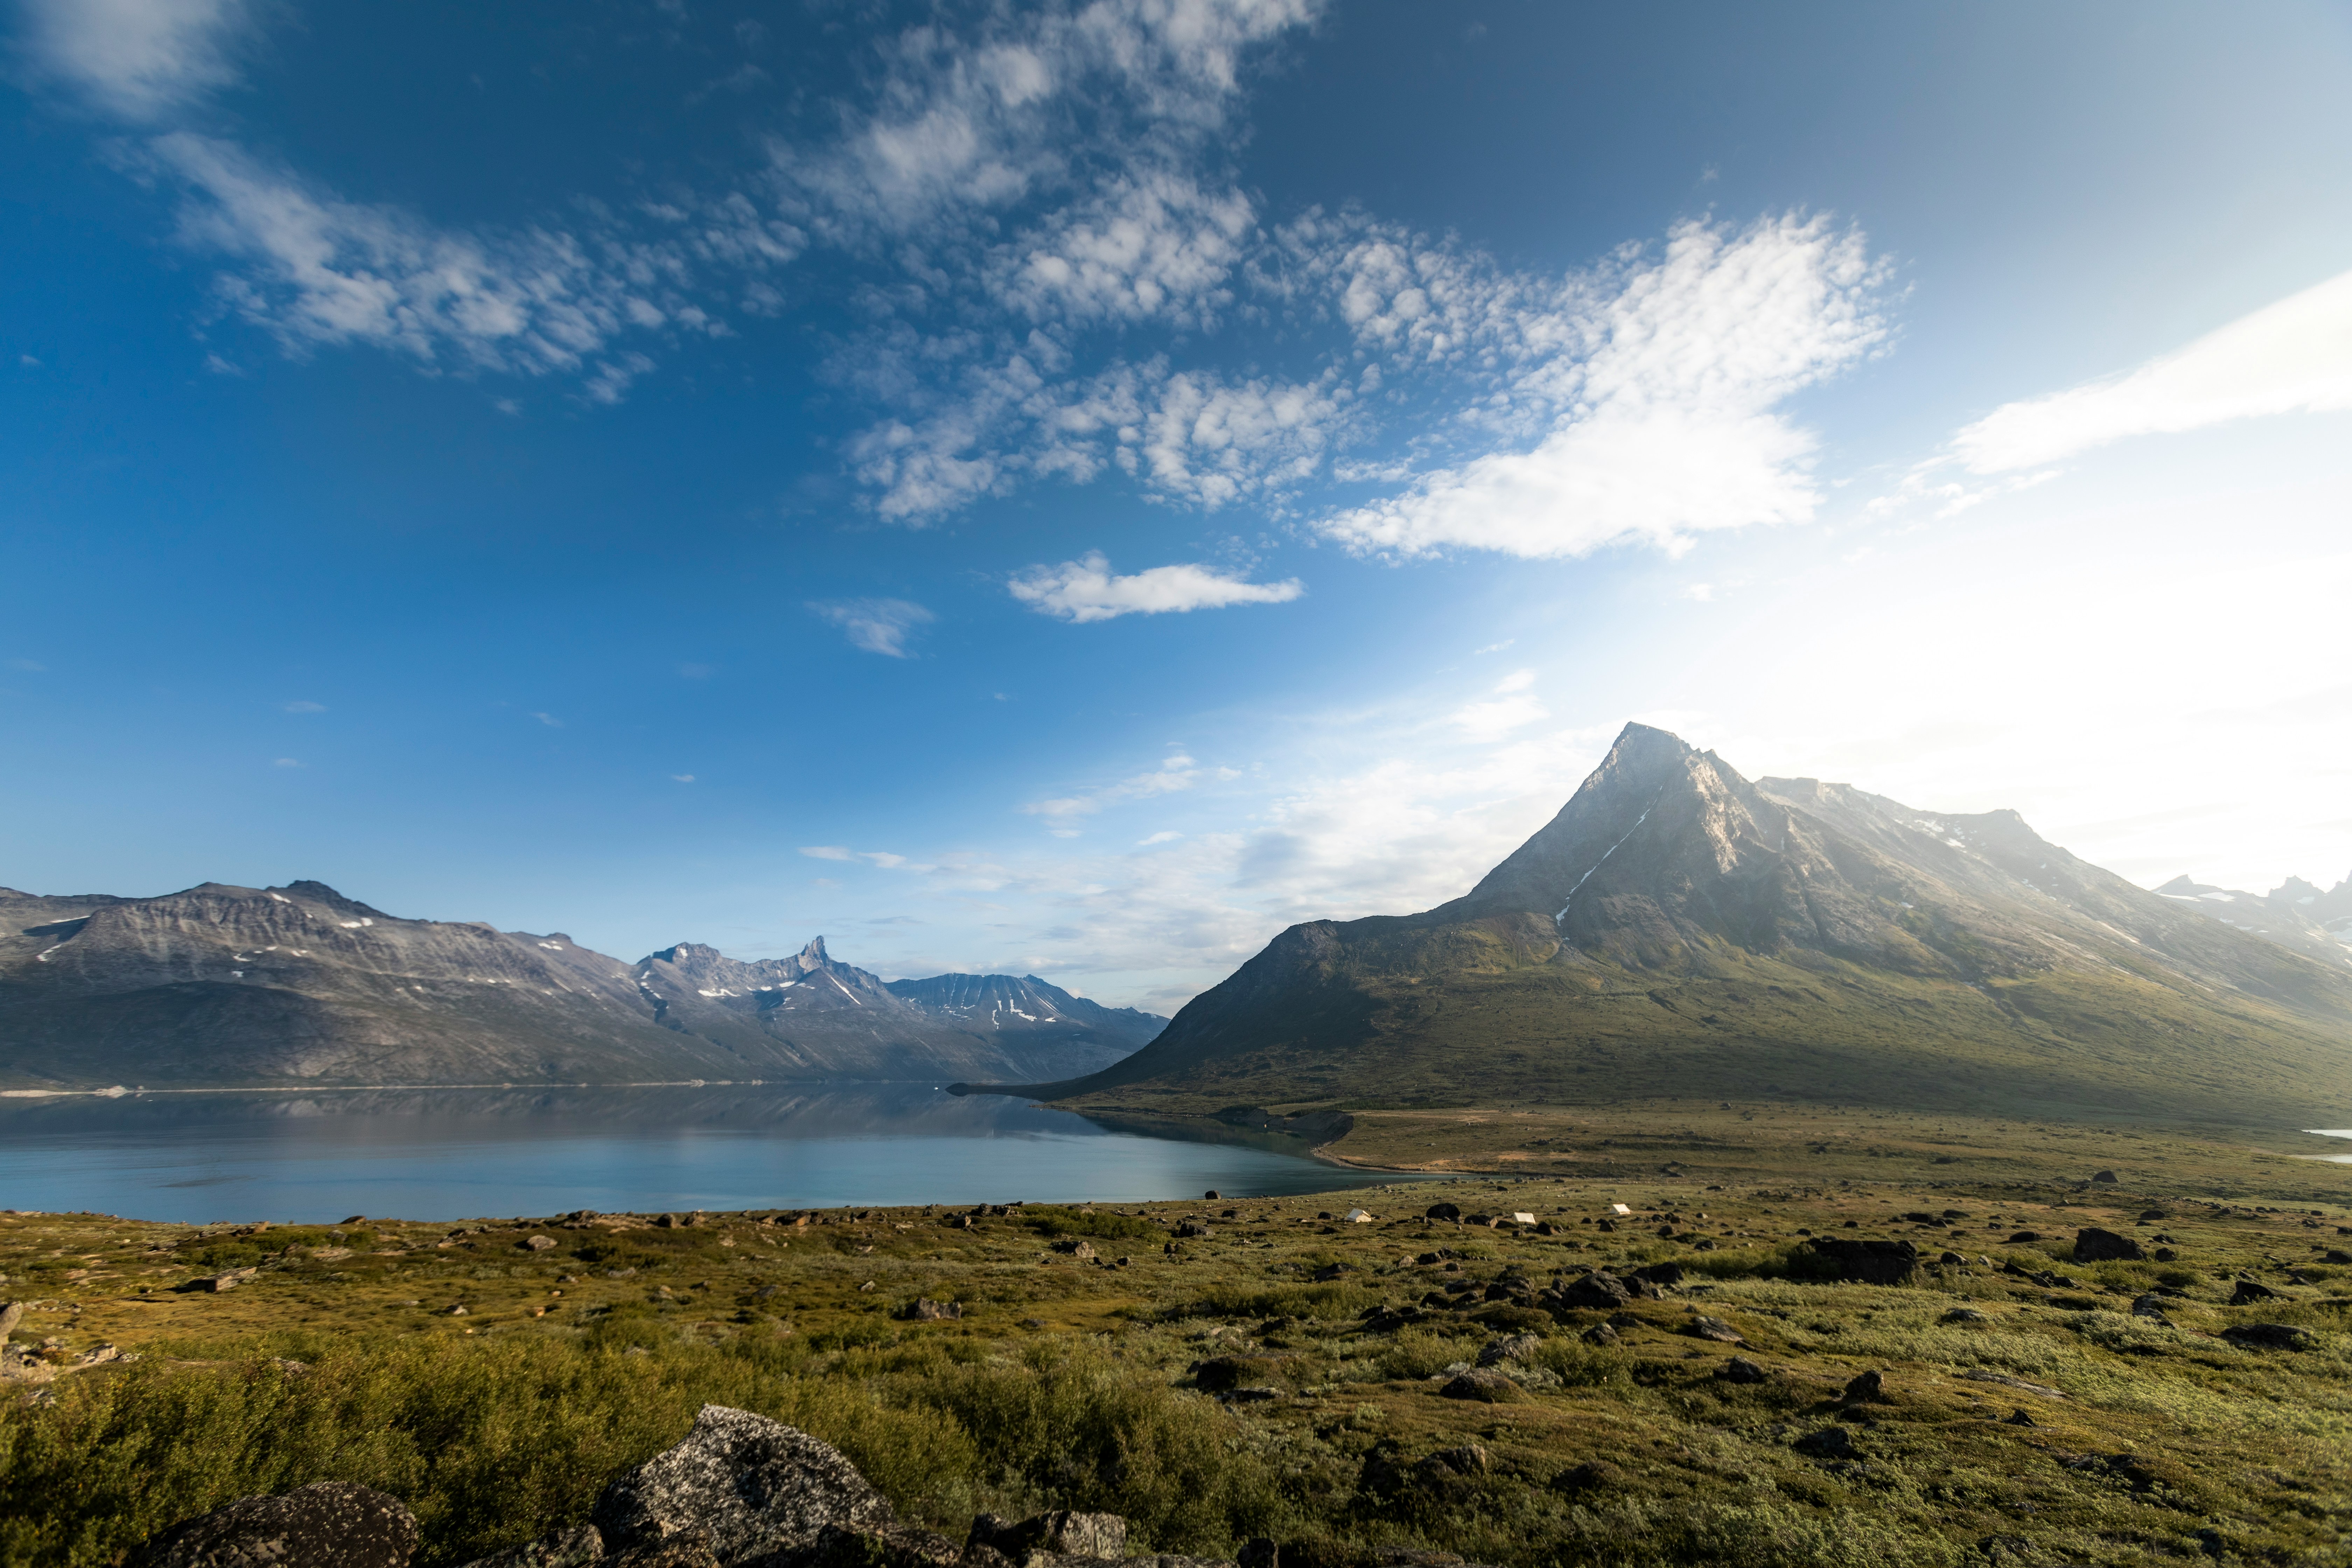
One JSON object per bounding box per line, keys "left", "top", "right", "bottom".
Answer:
{"left": 966, "top": 724, "right": 2352, "bottom": 1126}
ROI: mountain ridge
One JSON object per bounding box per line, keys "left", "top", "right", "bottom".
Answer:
{"left": 0, "top": 883, "right": 1163, "bottom": 1088}
{"left": 954, "top": 722, "right": 2352, "bottom": 1126}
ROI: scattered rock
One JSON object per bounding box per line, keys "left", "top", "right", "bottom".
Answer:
{"left": 2072, "top": 1228, "right": 2144, "bottom": 1263}
{"left": 1718, "top": 1356, "right": 1768, "bottom": 1384}
{"left": 1203, "top": 1190, "right": 1221, "bottom": 1201}
{"left": 1422, "top": 1203, "right": 1461, "bottom": 1222}
{"left": 455, "top": 1524, "right": 604, "bottom": 1568}
{"left": 592, "top": 1406, "right": 894, "bottom": 1563}
{"left": 1941, "top": 1307, "right": 1988, "bottom": 1324}
{"left": 1688, "top": 1316, "right": 1743, "bottom": 1345}
{"left": 1193, "top": 1356, "right": 1281, "bottom": 1394}
{"left": 1841, "top": 1370, "right": 1889, "bottom": 1404}
{"left": 1578, "top": 1323, "right": 1619, "bottom": 1346}
{"left": 1174, "top": 1222, "right": 1212, "bottom": 1240}
{"left": 2005, "top": 1231, "right": 2043, "bottom": 1244}
{"left": 1436, "top": 1370, "right": 1525, "bottom": 1403}
{"left": 1793, "top": 1427, "right": 1856, "bottom": 1460}
{"left": 2230, "top": 1280, "right": 2282, "bottom": 1306}
{"left": 131, "top": 1481, "right": 418, "bottom": 1568}
{"left": 1056, "top": 1241, "right": 1099, "bottom": 1261}
{"left": 522, "top": 1236, "right": 557, "bottom": 1252}
{"left": 0, "top": 1302, "right": 20, "bottom": 1339}
{"left": 2090, "top": 1170, "right": 2118, "bottom": 1184}
{"left": 175, "top": 1268, "right": 259, "bottom": 1294}
{"left": 908, "top": 1298, "right": 962, "bottom": 1321}
{"left": 1549, "top": 1460, "right": 1623, "bottom": 1494}
{"left": 1550, "top": 1271, "right": 1634, "bottom": 1310}
{"left": 2002, "top": 1408, "right": 2035, "bottom": 1427}
{"left": 2129, "top": 1293, "right": 2170, "bottom": 1322}
{"left": 968, "top": 1510, "right": 1128, "bottom": 1561}
{"left": 2222, "top": 1323, "right": 2313, "bottom": 1351}
{"left": 1475, "top": 1333, "right": 1542, "bottom": 1367}
{"left": 1802, "top": 1238, "right": 1918, "bottom": 1284}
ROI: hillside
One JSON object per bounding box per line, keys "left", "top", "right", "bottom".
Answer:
{"left": 0, "top": 883, "right": 1157, "bottom": 1088}
{"left": 959, "top": 723, "right": 2352, "bottom": 1126}
{"left": 2152, "top": 872, "right": 2352, "bottom": 969}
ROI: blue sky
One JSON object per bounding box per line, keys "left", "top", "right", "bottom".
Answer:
{"left": 5, "top": 0, "right": 2350, "bottom": 1012}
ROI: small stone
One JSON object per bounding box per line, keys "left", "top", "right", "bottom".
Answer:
{"left": 1436, "top": 1369, "right": 1525, "bottom": 1403}
{"left": 1475, "top": 1332, "right": 1542, "bottom": 1367}
{"left": 1550, "top": 1459, "right": 1623, "bottom": 1493}
{"left": 1688, "top": 1315, "right": 1743, "bottom": 1345}
{"left": 2073, "top": 1228, "right": 2145, "bottom": 1263}
{"left": 2230, "top": 1279, "right": 2282, "bottom": 1306}
{"left": 1423, "top": 1202, "right": 1462, "bottom": 1222}
{"left": 2003, "top": 1408, "right": 2035, "bottom": 1427}
{"left": 2129, "top": 1293, "right": 2170, "bottom": 1321}
{"left": 522, "top": 1236, "right": 557, "bottom": 1252}
{"left": 447, "top": 1304, "right": 469, "bottom": 1316}
{"left": 2090, "top": 1170, "right": 2118, "bottom": 1183}
{"left": 2222, "top": 1323, "right": 2313, "bottom": 1351}
{"left": 1793, "top": 1426, "right": 1856, "bottom": 1459}
{"left": 1942, "top": 1307, "right": 1988, "bottom": 1323}
{"left": 1579, "top": 1323, "right": 1619, "bottom": 1346}
{"left": 1719, "top": 1356, "right": 1767, "bottom": 1384}
{"left": 909, "top": 1298, "right": 962, "bottom": 1321}
{"left": 1841, "top": 1369, "right": 1889, "bottom": 1404}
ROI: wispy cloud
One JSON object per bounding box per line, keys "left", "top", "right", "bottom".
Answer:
{"left": 800, "top": 846, "right": 854, "bottom": 861}
{"left": 1450, "top": 669, "right": 1547, "bottom": 738}
{"left": 1009, "top": 551, "right": 1303, "bottom": 622}
{"left": 528, "top": 711, "right": 562, "bottom": 727}
{"left": 22, "top": 0, "right": 252, "bottom": 120}
{"left": 281, "top": 699, "right": 325, "bottom": 713}
{"left": 1023, "top": 749, "right": 1206, "bottom": 834}
{"left": 808, "top": 597, "right": 934, "bottom": 658}
{"left": 1953, "top": 267, "right": 2352, "bottom": 473}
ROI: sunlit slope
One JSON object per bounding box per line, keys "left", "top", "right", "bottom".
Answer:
{"left": 1014, "top": 724, "right": 2352, "bottom": 1124}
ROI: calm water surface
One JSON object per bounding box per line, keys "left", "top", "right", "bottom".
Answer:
{"left": 0, "top": 1085, "right": 1401, "bottom": 1223}
{"left": 2309, "top": 1129, "right": 2352, "bottom": 1164}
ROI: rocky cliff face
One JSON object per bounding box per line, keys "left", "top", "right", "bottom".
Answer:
{"left": 0, "top": 886, "right": 1155, "bottom": 1089}
{"left": 2152, "top": 872, "right": 2352, "bottom": 969}
{"left": 885, "top": 972, "right": 1167, "bottom": 1053}
{"left": 981, "top": 723, "right": 2352, "bottom": 1125}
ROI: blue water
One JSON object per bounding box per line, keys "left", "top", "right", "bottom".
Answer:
{"left": 0, "top": 1085, "right": 1393, "bottom": 1223}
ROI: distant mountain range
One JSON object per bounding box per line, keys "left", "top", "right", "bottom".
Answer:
{"left": 2153, "top": 872, "right": 2352, "bottom": 969}
{"left": 0, "top": 882, "right": 1163, "bottom": 1089}
{"left": 959, "top": 723, "right": 2352, "bottom": 1127}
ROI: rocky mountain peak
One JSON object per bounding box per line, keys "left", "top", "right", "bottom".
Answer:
{"left": 797, "top": 936, "right": 831, "bottom": 966}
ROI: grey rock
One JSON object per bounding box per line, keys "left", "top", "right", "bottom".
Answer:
{"left": 592, "top": 1405, "right": 892, "bottom": 1564}
{"left": 1793, "top": 1426, "right": 1856, "bottom": 1459}
{"left": 908, "top": 1298, "right": 961, "bottom": 1321}
{"left": 1475, "top": 1332, "right": 1542, "bottom": 1367}
{"left": 1578, "top": 1323, "right": 1619, "bottom": 1346}
{"left": 2230, "top": 1279, "right": 2282, "bottom": 1306}
{"left": 455, "top": 1524, "right": 603, "bottom": 1568}
{"left": 1435, "top": 1370, "right": 1524, "bottom": 1403}
{"left": 2072, "top": 1227, "right": 2144, "bottom": 1263}
{"left": 1802, "top": 1238, "right": 1918, "bottom": 1284}
{"left": 1718, "top": 1356, "right": 1768, "bottom": 1384}
{"left": 967, "top": 1511, "right": 1128, "bottom": 1562}
{"left": 1841, "top": 1369, "right": 1889, "bottom": 1404}
{"left": 522, "top": 1236, "right": 558, "bottom": 1252}
{"left": 0, "top": 1301, "right": 20, "bottom": 1339}
{"left": 1552, "top": 1271, "right": 1633, "bottom": 1310}
{"left": 131, "top": 1480, "right": 418, "bottom": 1568}
{"left": 1942, "top": 1307, "right": 1988, "bottom": 1323}
{"left": 2129, "top": 1293, "right": 2170, "bottom": 1321}
{"left": 1688, "top": 1315, "right": 1743, "bottom": 1344}
{"left": 2222, "top": 1322, "right": 2313, "bottom": 1351}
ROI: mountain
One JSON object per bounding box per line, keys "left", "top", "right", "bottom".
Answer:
{"left": 0, "top": 882, "right": 1160, "bottom": 1088}
{"left": 960, "top": 723, "right": 2352, "bottom": 1126}
{"left": 2151, "top": 873, "right": 2352, "bottom": 969}
{"left": 884, "top": 972, "right": 1168, "bottom": 1053}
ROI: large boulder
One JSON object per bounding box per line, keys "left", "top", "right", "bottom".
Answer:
{"left": 132, "top": 1481, "right": 418, "bottom": 1568}
{"left": 1549, "top": 1271, "right": 1634, "bottom": 1310}
{"left": 593, "top": 1406, "right": 894, "bottom": 1565}
{"left": 1801, "top": 1238, "right": 1918, "bottom": 1284}
{"left": 1435, "top": 1370, "right": 1525, "bottom": 1403}
{"left": 2072, "top": 1228, "right": 2145, "bottom": 1263}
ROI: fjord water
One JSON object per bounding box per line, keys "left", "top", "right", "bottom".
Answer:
{"left": 0, "top": 1084, "right": 1371, "bottom": 1223}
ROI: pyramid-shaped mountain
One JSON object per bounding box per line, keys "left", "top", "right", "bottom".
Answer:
{"left": 969, "top": 724, "right": 2352, "bottom": 1125}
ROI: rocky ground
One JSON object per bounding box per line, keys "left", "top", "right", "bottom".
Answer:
{"left": 1, "top": 1115, "right": 2349, "bottom": 1567}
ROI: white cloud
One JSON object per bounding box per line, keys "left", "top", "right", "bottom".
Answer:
{"left": 1023, "top": 749, "right": 1203, "bottom": 831}
{"left": 671, "top": 774, "right": 695, "bottom": 783}
{"left": 808, "top": 597, "right": 934, "bottom": 657}
{"left": 528, "top": 712, "right": 562, "bottom": 727}
{"left": 281, "top": 699, "right": 324, "bottom": 713}
{"left": 1953, "top": 267, "right": 2352, "bottom": 472}
{"left": 1138, "top": 830, "right": 1184, "bottom": 845}
{"left": 22, "top": 0, "right": 250, "bottom": 120}
{"left": 271, "top": 756, "right": 300, "bottom": 767}
{"left": 799, "top": 846, "right": 855, "bottom": 861}
{"left": 1450, "top": 669, "right": 1547, "bottom": 738}
{"left": 995, "top": 172, "right": 1254, "bottom": 328}
{"left": 1009, "top": 551, "right": 1303, "bottom": 622}
{"left": 1317, "top": 215, "right": 1889, "bottom": 559}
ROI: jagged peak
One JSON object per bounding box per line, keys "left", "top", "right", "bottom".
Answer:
{"left": 799, "top": 935, "right": 830, "bottom": 963}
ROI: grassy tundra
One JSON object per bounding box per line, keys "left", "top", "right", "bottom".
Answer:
{"left": 2, "top": 1106, "right": 2348, "bottom": 1567}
